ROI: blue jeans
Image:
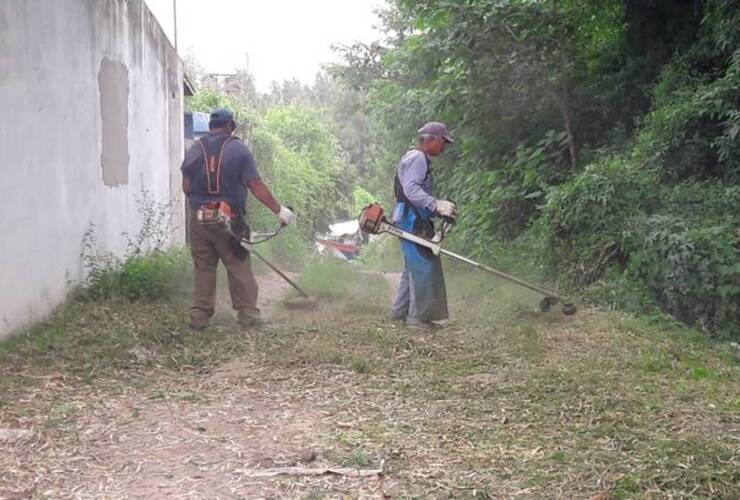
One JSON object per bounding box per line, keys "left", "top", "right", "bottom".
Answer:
{"left": 390, "top": 203, "right": 448, "bottom": 324}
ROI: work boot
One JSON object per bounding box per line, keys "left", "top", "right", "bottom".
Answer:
{"left": 389, "top": 314, "right": 406, "bottom": 325}
{"left": 189, "top": 309, "right": 212, "bottom": 332}
{"left": 406, "top": 320, "right": 443, "bottom": 331}
{"left": 237, "top": 311, "right": 265, "bottom": 330}
{"left": 188, "top": 321, "right": 208, "bottom": 332}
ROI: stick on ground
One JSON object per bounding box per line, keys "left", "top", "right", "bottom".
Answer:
{"left": 237, "top": 467, "right": 383, "bottom": 478}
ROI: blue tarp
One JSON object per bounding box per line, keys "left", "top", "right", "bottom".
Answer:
{"left": 184, "top": 111, "right": 210, "bottom": 139}
{"left": 192, "top": 112, "right": 209, "bottom": 136}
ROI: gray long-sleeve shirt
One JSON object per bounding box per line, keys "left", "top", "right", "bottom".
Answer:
{"left": 396, "top": 149, "right": 437, "bottom": 212}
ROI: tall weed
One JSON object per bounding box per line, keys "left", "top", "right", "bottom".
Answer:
{"left": 79, "top": 187, "right": 189, "bottom": 301}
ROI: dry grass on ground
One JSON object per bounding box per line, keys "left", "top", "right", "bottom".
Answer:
{"left": 0, "top": 263, "right": 738, "bottom": 498}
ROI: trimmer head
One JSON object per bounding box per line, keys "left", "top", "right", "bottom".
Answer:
{"left": 282, "top": 296, "right": 319, "bottom": 311}
{"left": 561, "top": 303, "right": 577, "bottom": 315}
{"left": 539, "top": 296, "right": 577, "bottom": 315}
{"left": 539, "top": 296, "right": 559, "bottom": 312}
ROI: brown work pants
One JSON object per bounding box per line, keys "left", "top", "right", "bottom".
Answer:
{"left": 188, "top": 211, "right": 260, "bottom": 327}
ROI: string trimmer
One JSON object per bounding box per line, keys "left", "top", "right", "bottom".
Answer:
{"left": 199, "top": 202, "right": 317, "bottom": 310}
{"left": 358, "top": 203, "right": 576, "bottom": 315}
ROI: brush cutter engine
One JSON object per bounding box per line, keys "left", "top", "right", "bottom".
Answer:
{"left": 359, "top": 203, "right": 386, "bottom": 235}
{"left": 196, "top": 201, "right": 234, "bottom": 225}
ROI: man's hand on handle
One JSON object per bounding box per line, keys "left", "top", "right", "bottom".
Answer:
{"left": 247, "top": 179, "right": 295, "bottom": 226}
{"left": 278, "top": 206, "right": 296, "bottom": 226}
{"left": 436, "top": 199, "right": 457, "bottom": 219}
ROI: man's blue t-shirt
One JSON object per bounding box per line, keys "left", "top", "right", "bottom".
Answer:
{"left": 181, "top": 132, "right": 260, "bottom": 213}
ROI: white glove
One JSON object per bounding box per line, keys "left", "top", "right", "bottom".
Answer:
{"left": 436, "top": 200, "right": 457, "bottom": 219}
{"left": 278, "top": 205, "right": 296, "bottom": 226}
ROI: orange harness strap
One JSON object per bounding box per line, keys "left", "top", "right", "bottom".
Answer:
{"left": 196, "top": 135, "right": 236, "bottom": 194}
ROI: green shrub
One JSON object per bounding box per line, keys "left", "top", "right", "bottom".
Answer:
{"left": 352, "top": 186, "right": 378, "bottom": 213}
{"left": 544, "top": 156, "right": 658, "bottom": 285}
{"left": 79, "top": 187, "right": 190, "bottom": 302}
{"left": 635, "top": 47, "right": 740, "bottom": 183}
{"left": 116, "top": 250, "right": 190, "bottom": 301}
{"left": 581, "top": 266, "right": 658, "bottom": 315}
{"left": 546, "top": 161, "right": 739, "bottom": 337}
{"left": 439, "top": 132, "right": 571, "bottom": 249}
{"left": 659, "top": 181, "right": 740, "bottom": 224}
{"left": 81, "top": 248, "right": 190, "bottom": 302}
{"left": 629, "top": 215, "right": 739, "bottom": 338}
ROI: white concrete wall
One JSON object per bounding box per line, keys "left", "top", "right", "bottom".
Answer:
{"left": 0, "top": 0, "right": 185, "bottom": 340}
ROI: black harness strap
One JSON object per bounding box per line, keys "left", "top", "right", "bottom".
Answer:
{"left": 394, "top": 151, "right": 434, "bottom": 238}
{"left": 394, "top": 150, "right": 430, "bottom": 212}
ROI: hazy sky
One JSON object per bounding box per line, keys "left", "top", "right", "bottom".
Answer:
{"left": 144, "top": 0, "right": 385, "bottom": 91}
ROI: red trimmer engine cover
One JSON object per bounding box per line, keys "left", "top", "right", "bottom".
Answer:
{"left": 359, "top": 203, "right": 386, "bottom": 234}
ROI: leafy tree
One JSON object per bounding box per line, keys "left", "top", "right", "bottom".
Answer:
{"left": 329, "top": 0, "right": 740, "bottom": 337}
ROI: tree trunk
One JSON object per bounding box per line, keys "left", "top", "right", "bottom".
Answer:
{"left": 554, "top": 84, "right": 578, "bottom": 171}
{"left": 552, "top": 6, "right": 578, "bottom": 171}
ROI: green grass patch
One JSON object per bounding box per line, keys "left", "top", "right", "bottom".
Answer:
{"left": 356, "top": 234, "right": 404, "bottom": 273}
{"left": 43, "top": 402, "right": 78, "bottom": 431}
{"left": 341, "top": 448, "right": 374, "bottom": 468}
{"left": 80, "top": 247, "right": 191, "bottom": 302}
{"left": 550, "top": 451, "right": 566, "bottom": 462}
{"left": 287, "top": 258, "right": 391, "bottom": 317}
{"left": 509, "top": 324, "right": 545, "bottom": 362}
{"left": 0, "top": 298, "right": 251, "bottom": 382}
{"left": 612, "top": 475, "right": 641, "bottom": 498}
{"left": 295, "top": 259, "right": 387, "bottom": 298}
{"left": 349, "top": 355, "right": 373, "bottom": 374}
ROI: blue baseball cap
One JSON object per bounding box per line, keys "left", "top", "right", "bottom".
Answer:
{"left": 209, "top": 108, "right": 235, "bottom": 124}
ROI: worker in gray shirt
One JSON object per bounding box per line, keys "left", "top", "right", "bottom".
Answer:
{"left": 390, "top": 122, "right": 457, "bottom": 329}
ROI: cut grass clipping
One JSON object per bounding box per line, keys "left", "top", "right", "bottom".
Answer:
{"left": 1, "top": 250, "right": 738, "bottom": 497}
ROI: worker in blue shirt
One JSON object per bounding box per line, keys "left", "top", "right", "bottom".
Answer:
{"left": 181, "top": 108, "right": 295, "bottom": 330}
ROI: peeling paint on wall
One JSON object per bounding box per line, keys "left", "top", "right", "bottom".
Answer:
{"left": 98, "top": 57, "right": 130, "bottom": 187}
{"left": 0, "top": 0, "right": 184, "bottom": 341}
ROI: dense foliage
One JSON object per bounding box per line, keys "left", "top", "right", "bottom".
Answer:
{"left": 328, "top": 0, "right": 739, "bottom": 337}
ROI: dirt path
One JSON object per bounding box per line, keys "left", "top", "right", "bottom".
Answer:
{"left": 1, "top": 268, "right": 738, "bottom": 498}
{"left": 253, "top": 268, "right": 295, "bottom": 318}
{"left": 0, "top": 272, "right": 397, "bottom": 498}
